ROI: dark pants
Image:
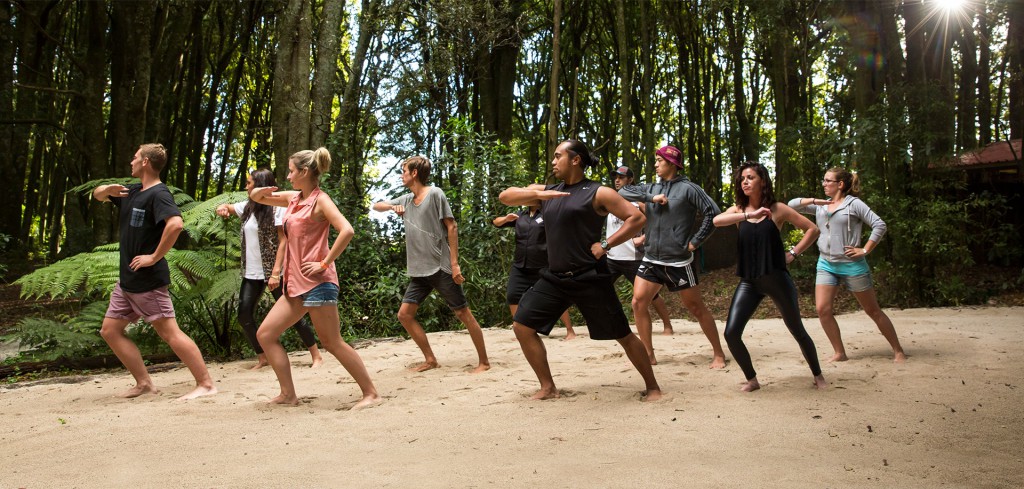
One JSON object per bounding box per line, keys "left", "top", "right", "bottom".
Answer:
{"left": 724, "top": 270, "right": 821, "bottom": 381}
{"left": 238, "top": 277, "right": 317, "bottom": 354}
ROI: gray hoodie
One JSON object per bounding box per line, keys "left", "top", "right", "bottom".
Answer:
{"left": 788, "top": 196, "right": 886, "bottom": 263}
{"left": 619, "top": 176, "right": 720, "bottom": 265}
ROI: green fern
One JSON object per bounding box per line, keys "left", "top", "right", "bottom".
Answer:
{"left": 3, "top": 316, "right": 106, "bottom": 361}
{"left": 181, "top": 191, "right": 247, "bottom": 242}
{"left": 15, "top": 250, "right": 119, "bottom": 299}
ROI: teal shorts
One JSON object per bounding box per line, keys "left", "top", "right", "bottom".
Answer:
{"left": 816, "top": 257, "right": 873, "bottom": 292}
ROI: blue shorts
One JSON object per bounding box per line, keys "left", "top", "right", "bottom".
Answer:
{"left": 816, "top": 257, "right": 873, "bottom": 292}
{"left": 301, "top": 282, "right": 339, "bottom": 307}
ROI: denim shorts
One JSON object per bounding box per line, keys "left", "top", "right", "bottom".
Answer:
{"left": 300, "top": 282, "right": 339, "bottom": 307}
{"left": 816, "top": 257, "right": 873, "bottom": 292}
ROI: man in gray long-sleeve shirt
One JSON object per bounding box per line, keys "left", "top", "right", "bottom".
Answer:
{"left": 618, "top": 145, "right": 726, "bottom": 368}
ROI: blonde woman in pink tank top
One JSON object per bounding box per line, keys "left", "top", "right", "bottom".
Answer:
{"left": 249, "top": 147, "right": 379, "bottom": 410}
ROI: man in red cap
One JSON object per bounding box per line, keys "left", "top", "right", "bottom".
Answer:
{"left": 607, "top": 165, "right": 675, "bottom": 336}
{"left": 618, "top": 145, "right": 726, "bottom": 368}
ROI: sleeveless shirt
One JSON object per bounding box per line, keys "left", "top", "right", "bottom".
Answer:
{"left": 282, "top": 188, "right": 340, "bottom": 296}
{"left": 736, "top": 217, "right": 787, "bottom": 280}
{"left": 540, "top": 178, "right": 603, "bottom": 273}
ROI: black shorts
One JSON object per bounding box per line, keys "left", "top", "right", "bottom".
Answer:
{"left": 506, "top": 266, "right": 542, "bottom": 305}
{"left": 402, "top": 270, "right": 469, "bottom": 310}
{"left": 636, "top": 261, "right": 699, "bottom": 292}
{"left": 607, "top": 259, "right": 660, "bottom": 300}
{"left": 513, "top": 265, "right": 631, "bottom": 340}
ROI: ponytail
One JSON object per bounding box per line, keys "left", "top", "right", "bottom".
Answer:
{"left": 290, "top": 147, "right": 332, "bottom": 180}
{"left": 563, "top": 139, "right": 599, "bottom": 169}
{"left": 827, "top": 167, "right": 860, "bottom": 197}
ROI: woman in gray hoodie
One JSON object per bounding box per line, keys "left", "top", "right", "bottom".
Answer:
{"left": 789, "top": 168, "right": 906, "bottom": 363}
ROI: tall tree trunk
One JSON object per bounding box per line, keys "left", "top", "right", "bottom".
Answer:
{"left": 0, "top": 0, "right": 25, "bottom": 248}
{"left": 614, "top": 0, "right": 632, "bottom": 168}
{"left": 977, "top": 2, "right": 992, "bottom": 146}
{"left": 109, "top": 1, "right": 157, "bottom": 178}
{"left": 724, "top": 4, "right": 757, "bottom": 164}
{"left": 272, "top": 0, "right": 312, "bottom": 177}
{"left": 957, "top": 5, "right": 978, "bottom": 151}
{"left": 310, "top": 0, "right": 345, "bottom": 148}
{"left": 336, "top": 0, "right": 381, "bottom": 209}
{"left": 903, "top": 0, "right": 955, "bottom": 166}
{"left": 545, "top": 0, "right": 563, "bottom": 179}
{"left": 1008, "top": 1, "right": 1024, "bottom": 139}
{"left": 638, "top": 0, "right": 655, "bottom": 179}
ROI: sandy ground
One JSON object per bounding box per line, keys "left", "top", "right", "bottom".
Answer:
{"left": 1, "top": 307, "right": 1022, "bottom": 488}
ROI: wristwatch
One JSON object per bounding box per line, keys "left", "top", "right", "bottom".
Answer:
{"left": 600, "top": 239, "right": 610, "bottom": 251}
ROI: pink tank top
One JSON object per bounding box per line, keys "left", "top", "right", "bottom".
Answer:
{"left": 282, "top": 188, "right": 339, "bottom": 297}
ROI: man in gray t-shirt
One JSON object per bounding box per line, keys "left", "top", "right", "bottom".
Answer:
{"left": 372, "top": 156, "right": 490, "bottom": 373}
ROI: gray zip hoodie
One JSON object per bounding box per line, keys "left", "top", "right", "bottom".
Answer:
{"left": 788, "top": 196, "right": 886, "bottom": 263}
{"left": 619, "top": 176, "right": 720, "bottom": 264}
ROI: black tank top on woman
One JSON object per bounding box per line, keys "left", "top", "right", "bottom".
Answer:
{"left": 541, "top": 178, "right": 603, "bottom": 274}
{"left": 736, "top": 217, "right": 787, "bottom": 280}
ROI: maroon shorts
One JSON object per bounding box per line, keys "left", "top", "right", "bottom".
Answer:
{"left": 105, "top": 283, "right": 176, "bottom": 322}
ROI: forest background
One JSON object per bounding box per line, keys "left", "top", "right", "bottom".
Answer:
{"left": 1, "top": 0, "right": 1022, "bottom": 366}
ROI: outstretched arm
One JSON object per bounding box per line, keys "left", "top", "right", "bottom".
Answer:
{"left": 93, "top": 184, "right": 128, "bottom": 202}
{"left": 492, "top": 213, "right": 519, "bottom": 227}
{"left": 499, "top": 183, "right": 567, "bottom": 207}
{"left": 249, "top": 187, "right": 297, "bottom": 208}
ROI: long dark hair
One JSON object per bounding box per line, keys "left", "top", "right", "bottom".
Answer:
{"left": 733, "top": 161, "right": 776, "bottom": 209}
{"left": 242, "top": 169, "right": 276, "bottom": 230}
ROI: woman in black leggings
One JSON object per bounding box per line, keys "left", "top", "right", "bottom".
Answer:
{"left": 216, "top": 169, "right": 322, "bottom": 369}
{"left": 713, "top": 162, "right": 826, "bottom": 392}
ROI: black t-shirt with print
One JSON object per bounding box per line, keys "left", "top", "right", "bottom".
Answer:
{"left": 109, "top": 183, "right": 181, "bottom": 293}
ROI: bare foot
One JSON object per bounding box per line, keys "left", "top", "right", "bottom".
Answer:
{"left": 649, "top": 352, "right": 658, "bottom": 366}
{"left": 709, "top": 355, "right": 726, "bottom": 369}
{"left": 248, "top": 360, "right": 269, "bottom": 370}
{"left": 813, "top": 375, "right": 828, "bottom": 390}
{"left": 828, "top": 352, "right": 848, "bottom": 363}
{"left": 529, "top": 387, "right": 560, "bottom": 400}
{"left": 310, "top": 356, "right": 324, "bottom": 368}
{"left": 642, "top": 389, "right": 663, "bottom": 402}
{"left": 740, "top": 378, "right": 761, "bottom": 392}
{"left": 267, "top": 393, "right": 300, "bottom": 406}
{"left": 564, "top": 331, "right": 578, "bottom": 340}
{"left": 409, "top": 361, "right": 439, "bottom": 372}
{"left": 661, "top": 327, "right": 674, "bottom": 336}
{"left": 894, "top": 351, "right": 908, "bottom": 363}
{"left": 177, "top": 385, "right": 218, "bottom": 401}
{"left": 350, "top": 394, "right": 383, "bottom": 411}
{"left": 116, "top": 384, "right": 159, "bottom": 398}
{"left": 469, "top": 363, "right": 491, "bottom": 374}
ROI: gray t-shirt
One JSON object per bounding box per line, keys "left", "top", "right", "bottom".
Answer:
{"left": 388, "top": 186, "right": 455, "bottom": 277}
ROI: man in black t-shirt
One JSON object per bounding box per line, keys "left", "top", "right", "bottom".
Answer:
{"left": 93, "top": 143, "right": 217, "bottom": 400}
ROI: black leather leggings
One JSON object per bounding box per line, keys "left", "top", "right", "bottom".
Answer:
{"left": 723, "top": 270, "right": 821, "bottom": 381}
{"left": 238, "top": 278, "right": 317, "bottom": 354}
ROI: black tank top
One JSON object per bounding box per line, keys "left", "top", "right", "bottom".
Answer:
{"left": 541, "top": 178, "right": 604, "bottom": 273}
{"left": 736, "top": 217, "right": 787, "bottom": 279}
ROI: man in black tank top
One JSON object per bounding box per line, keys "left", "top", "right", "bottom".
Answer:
{"left": 499, "top": 140, "right": 662, "bottom": 402}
